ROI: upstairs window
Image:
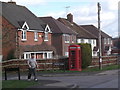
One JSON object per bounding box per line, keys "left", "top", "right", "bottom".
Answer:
{"left": 34, "top": 32, "right": 38, "bottom": 41}
{"left": 44, "top": 32, "right": 48, "bottom": 41}
{"left": 20, "top": 21, "right": 29, "bottom": 41}
{"left": 71, "top": 35, "right": 76, "bottom": 43}
{"left": 44, "top": 24, "right": 51, "bottom": 42}
{"left": 104, "top": 38, "right": 107, "bottom": 44}
{"left": 64, "top": 34, "right": 70, "bottom": 43}
{"left": 21, "top": 30, "right": 27, "bottom": 41}
{"left": 88, "top": 39, "right": 92, "bottom": 44}
{"left": 81, "top": 39, "right": 84, "bottom": 43}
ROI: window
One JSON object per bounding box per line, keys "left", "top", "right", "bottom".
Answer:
{"left": 44, "top": 32, "right": 48, "bottom": 41}
{"left": 93, "top": 40, "right": 95, "bottom": 44}
{"left": 71, "top": 35, "right": 76, "bottom": 43}
{"left": 108, "top": 38, "right": 111, "bottom": 44}
{"left": 104, "top": 38, "right": 106, "bottom": 44}
{"left": 44, "top": 24, "right": 51, "bottom": 42}
{"left": 22, "top": 30, "right": 27, "bottom": 40}
{"left": 65, "top": 52, "right": 69, "bottom": 57}
{"left": 88, "top": 39, "right": 92, "bottom": 44}
{"left": 64, "top": 34, "right": 70, "bottom": 43}
{"left": 34, "top": 32, "right": 38, "bottom": 41}
{"left": 47, "top": 53, "right": 53, "bottom": 59}
{"left": 26, "top": 54, "right": 31, "bottom": 59}
{"left": 81, "top": 39, "right": 84, "bottom": 43}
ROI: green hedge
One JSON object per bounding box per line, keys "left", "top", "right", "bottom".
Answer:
{"left": 7, "top": 49, "right": 16, "bottom": 60}
{"left": 77, "top": 43, "right": 92, "bottom": 69}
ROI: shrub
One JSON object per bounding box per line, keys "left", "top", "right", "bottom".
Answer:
{"left": 77, "top": 43, "right": 92, "bottom": 69}
{"left": 7, "top": 50, "right": 16, "bottom": 60}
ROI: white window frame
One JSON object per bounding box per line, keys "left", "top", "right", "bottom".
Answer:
{"left": 81, "top": 39, "right": 84, "bottom": 43}
{"left": 44, "top": 32, "right": 48, "bottom": 41}
{"left": 22, "top": 22, "right": 29, "bottom": 30}
{"left": 47, "top": 53, "right": 53, "bottom": 59}
{"left": 63, "top": 34, "right": 70, "bottom": 43}
{"left": 108, "top": 38, "right": 111, "bottom": 44}
{"left": 104, "top": 38, "right": 107, "bottom": 44}
{"left": 21, "top": 30, "right": 27, "bottom": 41}
{"left": 65, "top": 52, "right": 69, "bottom": 57}
{"left": 71, "top": 35, "right": 76, "bottom": 43}
{"left": 44, "top": 24, "right": 51, "bottom": 42}
{"left": 88, "top": 39, "right": 92, "bottom": 44}
{"left": 34, "top": 32, "right": 38, "bottom": 41}
{"left": 21, "top": 22, "right": 29, "bottom": 41}
{"left": 23, "top": 51, "right": 53, "bottom": 59}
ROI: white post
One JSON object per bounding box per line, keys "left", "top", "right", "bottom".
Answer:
{"left": 47, "top": 53, "right": 49, "bottom": 59}
{"left": 43, "top": 53, "right": 45, "bottom": 59}
{"left": 24, "top": 54, "right": 26, "bottom": 59}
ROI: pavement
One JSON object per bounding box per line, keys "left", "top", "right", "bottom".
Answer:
{"left": 2, "top": 69, "right": 119, "bottom": 89}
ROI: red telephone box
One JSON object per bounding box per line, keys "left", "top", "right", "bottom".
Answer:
{"left": 68, "top": 45, "right": 82, "bottom": 71}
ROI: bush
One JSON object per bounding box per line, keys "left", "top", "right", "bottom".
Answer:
{"left": 77, "top": 43, "right": 92, "bottom": 69}
{"left": 7, "top": 50, "right": 16, "bottom": 60}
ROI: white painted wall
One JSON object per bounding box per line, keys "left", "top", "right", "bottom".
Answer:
{"left": 77, "top": 38, "right": 97, "bottom": 56}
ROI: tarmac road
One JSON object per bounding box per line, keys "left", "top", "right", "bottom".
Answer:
{"left": 37, "top": 69, "right": 119, "bottom": 88}
{"left": 2, "top": 69, "right": 119, "bottom": 89}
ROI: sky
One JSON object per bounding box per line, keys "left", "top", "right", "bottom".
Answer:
{"left": 1, "top": 0, "right": 119, "bottom": 38}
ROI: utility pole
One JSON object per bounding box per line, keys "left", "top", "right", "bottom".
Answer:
{"left": 98, "top": 2, "right": 102, "bottom": 70}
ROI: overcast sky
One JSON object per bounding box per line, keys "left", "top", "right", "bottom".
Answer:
{"left": 1, "top": 0, "right": 119, "bottom": 38}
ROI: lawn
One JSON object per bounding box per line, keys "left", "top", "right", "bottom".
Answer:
{"left": 2, "top": 80, "right": 39, "bottom": 89}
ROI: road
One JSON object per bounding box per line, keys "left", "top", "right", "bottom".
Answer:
{"left": 38, "top": 69, "right": 119, "bottom": 88}
{"left": 2, "top": 69, "right": 119, "bottom": 88}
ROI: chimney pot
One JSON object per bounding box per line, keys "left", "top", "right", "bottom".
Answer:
{"left": 67, "top": 13, "right": 73, "bottom": 23}
{"left": 8, "top": 0, "right": 16, "bottom": 4}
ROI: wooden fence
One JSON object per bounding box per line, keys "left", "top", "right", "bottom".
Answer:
{"left": 2, "top": 58, "right": 68, "bottom": 71}
{"left": 89, "top": 56, "right": 118, "bottom": 67}
{"left": 2, "top": 56, "right": 118, "bottom": 71}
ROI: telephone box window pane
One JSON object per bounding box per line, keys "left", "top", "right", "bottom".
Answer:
{"left": 70, "top": 47, "right": 76, "bottom": 49}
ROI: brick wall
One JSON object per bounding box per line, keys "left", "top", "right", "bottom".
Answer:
{"left": 2, "top": 17, "right": 16, "bottom": 60}
{"left": 19, "top": 31, "right": 52, "bottom": 46}
{"left": 0, "top": 16, "right": 2, "bottom": 55}
{"left": 52, "top": 34, "right": 62, "bottom": 56}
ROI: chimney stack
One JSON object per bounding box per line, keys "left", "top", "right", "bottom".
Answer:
{"left": 8, "top": 0, "right": 16, "bottom": 4}
{"left": 67, "top": 13, "right": 73, "bottom": 23}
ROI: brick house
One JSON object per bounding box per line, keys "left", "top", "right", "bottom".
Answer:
{"left": 81, "top": 25, "right": 113, "bottom": 56}
{"left": 1, "top": 1, "right": 56, "bottom": 60}
{"left": 40, "top": 17, "right": 77, "bottom": 57}
{"left": 58, "top": 13, "right": 98, "bottom": 56}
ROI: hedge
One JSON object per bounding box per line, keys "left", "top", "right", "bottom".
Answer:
{"left": 77, "top": 43, "right": 92, "bottom": 69}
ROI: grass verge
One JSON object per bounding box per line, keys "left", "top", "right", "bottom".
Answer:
{"left": 82, "top": 64, "right": 119, "bottom": 72}
{"left": 38, "top": 64, "right": 119, "bottom": 73}
{"left": 2, "top": 80, "right": 39, "bottom": 88}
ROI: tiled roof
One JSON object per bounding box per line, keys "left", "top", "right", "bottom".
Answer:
{"left": 81, "top": 25, "right": 111, "bottom": 38}
{"left": 58, "top": 18, "right": 97, "bottom": 39}
{"left": 1, "top": 2, "right": 45, "bottom": 31}
{"left": 19, "top": 42, "right": 56, "bottom": 55}
{"left": 40, "top": 17, "right": 77, "bottom": 35}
